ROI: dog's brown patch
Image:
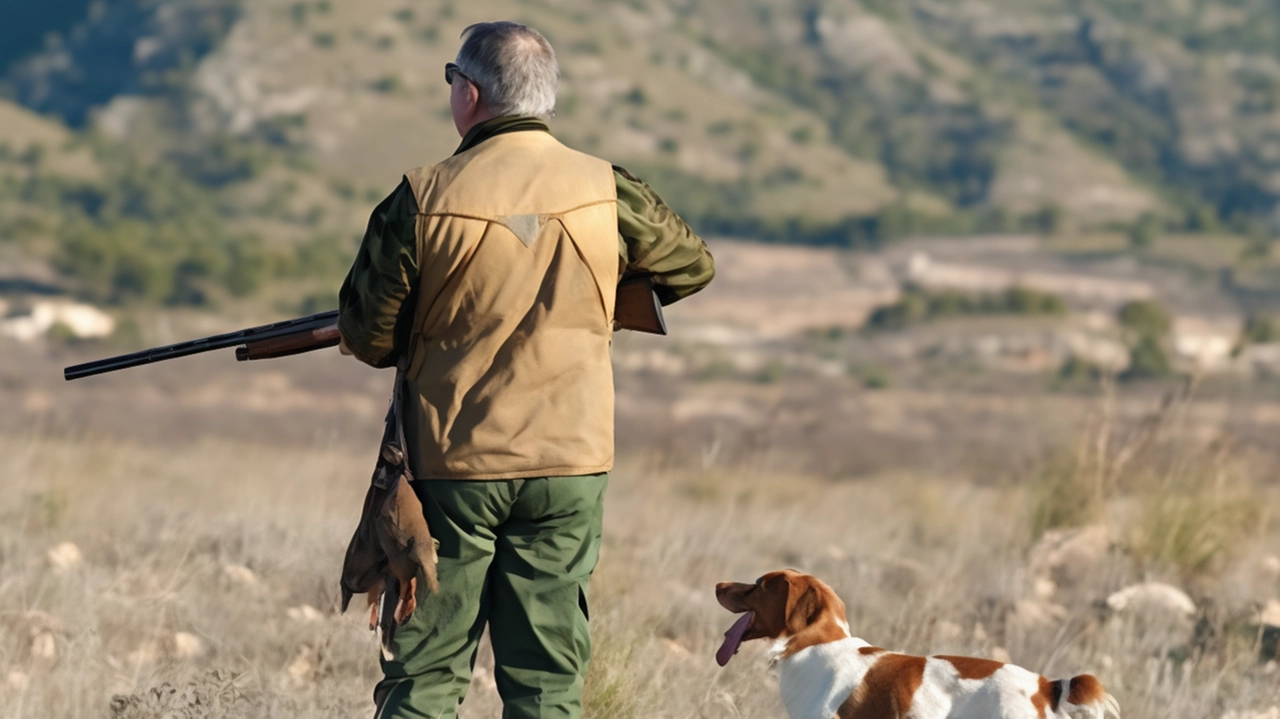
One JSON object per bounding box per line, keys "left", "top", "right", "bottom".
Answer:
{"left": 837, "top": 653, "right": 926, "bottom": 719}
{"left": 1030, "top": 675, "right": 1062, "bottom": 718}
{"left": 858, "top": 645, "right": 886, "bottom": 655}
{"left": 937, "top": 655, "right": 1004, "bottom": 680}
{"left": 1067, "top": 674, "right": 1105, "bottom": 706}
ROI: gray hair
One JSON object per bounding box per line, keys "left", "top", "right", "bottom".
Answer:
{"left": 455, "top": 21, "right": 558, "bottom": 118}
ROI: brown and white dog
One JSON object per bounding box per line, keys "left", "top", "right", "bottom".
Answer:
{"left": 715, "top": 570, "right": 1120, "bottom": 719}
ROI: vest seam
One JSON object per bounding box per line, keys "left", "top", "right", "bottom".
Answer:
{"left": 417, "top": 198, "right": 616, "bottom": 222}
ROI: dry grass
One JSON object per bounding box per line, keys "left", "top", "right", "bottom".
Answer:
{"left": 0, "top": 385, "right": 1278, "bottom": 718}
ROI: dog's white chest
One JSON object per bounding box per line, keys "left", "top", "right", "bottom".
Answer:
{"left": 776, "top": 638, "right": 875, "bottom": 719}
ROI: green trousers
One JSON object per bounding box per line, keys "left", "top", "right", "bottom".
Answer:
{"left": 373, "top": 473, "right": 608, "bottom": 719}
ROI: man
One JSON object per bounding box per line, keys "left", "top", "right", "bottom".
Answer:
{"left": 337, "top": 20, "right": 714, "bottom": 719}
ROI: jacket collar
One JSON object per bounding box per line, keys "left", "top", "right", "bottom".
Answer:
{"left": 454, "top": 115, "right": 551, "bottom": 156}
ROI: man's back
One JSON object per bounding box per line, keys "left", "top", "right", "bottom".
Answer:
{"left": 401, "top": 130, "right": 620, "bottom": 480}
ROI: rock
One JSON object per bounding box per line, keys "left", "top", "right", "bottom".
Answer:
{"left": 287, "top": 605, "right": 324, "bottom": 622}
{"left": 46, "top": 542, "right": 83, "bottom": 571}
{"left": 30, "top": 631, "right": 57, "bottom": 660}
{"left": 221, "top": 564, "right": 258, "bottom": 586}
{"left": 1106, "top": 582, "right": 1196, "bottom": 617}
{"left": 661, "top": 638, "right": 691, "bottom": 658}
{"left": 1262, "top": 555, "right": 1280, "bottom": 577}
{"left": 471, "top": 665, "right": 498, "bottom": 692}
{"left": 6, "top": 671, "right": 30, "bottom": 691}
{"left": 286, "top": 646, "right": 320, "bottom": 683}
{"left": 1256, "top": 600, "right": 1280, "bottom": 628}
{"left": 991, "top": 646, "right": 1012, "bottom": 663}
{"left": 1104, "top": 582, "right": 1197, "bottom": 647}
{"left": 1033, "top": 577, "right": 1057, "bottom": 600}
{"left": 128, "top": 632, "right": 205, "bottom": 663}
{"left": 172, "top": 632, "right": 204, "bottom": 659}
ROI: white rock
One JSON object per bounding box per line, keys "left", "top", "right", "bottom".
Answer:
{"left": 46, "top": 542, "right": 83, "bottom": 571}
{"left": 1106, "top": 582, "right": 1196, "bottom": 616}
{"left": 0, "top": 300, "right": 114, "bottom": 342}
{"left": 172, "top": 632, "right": 204, "bottom": 659}
{"left": 471, "top": 665, "right": 497, "bottom": 692}
{"left": 991, "top": 646, "right": 1012, "bottom": 663}
{"left": 661, "top": 638, "right": 691, "bottom": 658}
{"left": 1033, "top": 577, "right": 1058, "bottom": 600}
{"left": 6, "top": 670, "right": 30, "bottom": 690}
{"left": 286, "top": 647, "right": 317, "bottom": 682}
{"left": 30, "top": 632, "right": 56, "bottom": 660}
{"left": 287, "top": 605, "right": 324, "bottom": 622}
{"left": 221, "top": 564, "right": 258, "bottom": 586}
{"left": 1262, "top": 555, "right": 1280, "bottom": 576}
{"left": 1256, "top": 599, "right": 1280, "bottom": 628}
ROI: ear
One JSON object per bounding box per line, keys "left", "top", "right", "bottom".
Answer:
{"left": 785, "top": 581, "right": 824, "bottom": 635}
{"left": 463, "top": 80, "right": 483, "bottom": 115}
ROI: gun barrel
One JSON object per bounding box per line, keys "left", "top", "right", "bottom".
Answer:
{"left": 63, "top": 310, "right": 339, "bottom": 381}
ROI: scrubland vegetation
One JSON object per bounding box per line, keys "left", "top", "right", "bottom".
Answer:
{"left": 1, "top": 343, "right": 1277, "bottom": 718}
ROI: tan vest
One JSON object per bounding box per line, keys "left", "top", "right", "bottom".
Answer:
{"left": 400, "top": 131, "right": 619, "bottom": 480}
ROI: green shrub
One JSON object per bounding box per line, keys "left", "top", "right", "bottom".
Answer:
{"left": 1123, "top": 334, "right": 1173, "bottom": 380}
{"left": 1119, "top": 300, "right": 1172, "bottom": 338}
{"left": 866, "top": 285, "right": 1068, "bottom": 330}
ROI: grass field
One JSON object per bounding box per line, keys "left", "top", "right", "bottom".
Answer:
{"left": 1, "top": 354, "right": 1278, "bottom": 719}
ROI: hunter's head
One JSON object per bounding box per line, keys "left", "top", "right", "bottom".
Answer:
{"left": 447, "top": 21, "right": 559, "bottom": 136}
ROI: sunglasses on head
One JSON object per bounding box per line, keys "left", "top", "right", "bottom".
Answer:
{"left": 444, "top": 62, "right": 471, "bottom": 86}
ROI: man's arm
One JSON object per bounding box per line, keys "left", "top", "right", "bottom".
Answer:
{"left": 614, "top": 166, "right": 715, "bottom": 305}
{"left": 337, "top": 177, "right": 421, "bottom": 368}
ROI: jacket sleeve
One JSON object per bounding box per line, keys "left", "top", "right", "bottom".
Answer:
{"left": 337, "top": 177, "right": 421, "bottom": 368}
{"left": 614, "top": 165, "right": 715, "bottom": 306}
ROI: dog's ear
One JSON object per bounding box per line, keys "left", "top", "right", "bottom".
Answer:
{"left": 785, "top": 580, "right": 824, "bottom": 635}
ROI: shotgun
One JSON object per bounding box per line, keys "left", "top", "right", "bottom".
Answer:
{"left": 63, "top": 275, "right": 665, "bottom": 381}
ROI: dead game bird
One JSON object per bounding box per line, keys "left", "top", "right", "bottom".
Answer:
{"left": 340, "top": 418, "right": 439, "bottom": 660}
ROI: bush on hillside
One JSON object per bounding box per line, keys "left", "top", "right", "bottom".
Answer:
{"left": 866, "top": 285, "right": 1067, "bottom": 331}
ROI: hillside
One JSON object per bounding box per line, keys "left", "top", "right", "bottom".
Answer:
{"left": 2, "top": 0, "right": 1280, "bottom": 308}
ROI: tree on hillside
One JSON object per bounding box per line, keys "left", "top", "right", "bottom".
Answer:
{"left": 1118, "top": 300, "right": 1174, "bottom": 380}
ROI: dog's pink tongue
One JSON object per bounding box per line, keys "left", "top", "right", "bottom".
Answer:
{"left": 716, "top": 612, "right": 754, "bottom": 667}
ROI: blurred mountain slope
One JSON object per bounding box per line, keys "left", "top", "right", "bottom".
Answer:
{"left": 3, "top": 0, "right": 1280, "bottom": 311}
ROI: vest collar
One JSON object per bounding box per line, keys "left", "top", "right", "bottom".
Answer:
{"left": 454, "top": 116, "right": 551, "bottom": 156}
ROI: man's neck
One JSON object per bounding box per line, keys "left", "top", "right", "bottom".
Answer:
{"left": 453, "top": 115, "right": 551, "bottom": 156}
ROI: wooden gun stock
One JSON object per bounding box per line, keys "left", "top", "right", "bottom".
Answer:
{"left": 236, "top": 325, "right": 341, "bottom": 361}
{"left": 614, "top": 275, "right": 667, "bottom": 335}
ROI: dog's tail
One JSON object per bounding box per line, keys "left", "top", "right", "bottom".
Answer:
{"left": 1053, "top": 674, "right": 1120, "bottom": 719}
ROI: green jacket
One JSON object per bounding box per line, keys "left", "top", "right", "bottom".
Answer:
{"left": 339, "top": 116, "right": 716, "bottom": 368}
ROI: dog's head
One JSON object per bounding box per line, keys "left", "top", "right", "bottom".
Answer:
{"left": 714, "top": 569, "right": 848, "bottom": 666}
